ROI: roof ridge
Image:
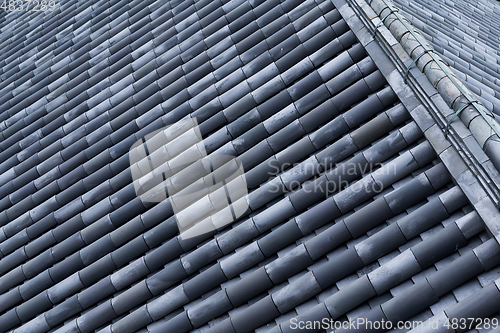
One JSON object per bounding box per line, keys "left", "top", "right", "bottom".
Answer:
{"left": 334, "top": 0, "right": 500, "bottom": 243}
{"left": 368, "top": 0, "right": 500, "bottom": 172}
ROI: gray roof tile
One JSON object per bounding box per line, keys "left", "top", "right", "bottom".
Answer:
{"left": 1, "top": 0, "right": 499, "bottom": 332}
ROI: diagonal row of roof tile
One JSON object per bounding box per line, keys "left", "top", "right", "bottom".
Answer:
{"left": 0, "top": 0, "right": 500, "bottom": 332}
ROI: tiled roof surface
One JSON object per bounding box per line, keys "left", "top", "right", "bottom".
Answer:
{"left": 393, "top": 0, "right": 500, "bottom": 117}
{"left": 0, "top": 0, "right": 499, "bottom": 333}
